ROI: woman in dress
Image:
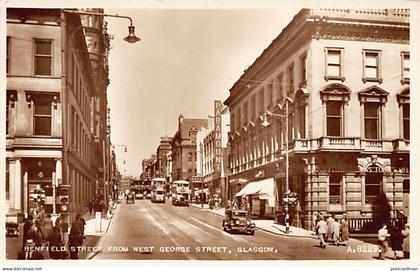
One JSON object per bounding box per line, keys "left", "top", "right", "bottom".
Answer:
{"left": 340, "top": 214, "right": 350, "bottom": 245}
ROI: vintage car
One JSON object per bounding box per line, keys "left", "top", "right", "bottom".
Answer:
{"left": 126, "top": 193, "right": 135, "bottom": 204}
{"left": 222, "top": 209, "right": 256, "bottom": 235}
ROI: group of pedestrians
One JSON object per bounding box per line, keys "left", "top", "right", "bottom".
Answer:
{"left": 378, "top": 222, "right": 410, "bottom": 260}
{"left": 20, "top": 211, "right": 87, "bottom": 260}
{"left": 314, "top": 213, "right": 350, "bottom": 249}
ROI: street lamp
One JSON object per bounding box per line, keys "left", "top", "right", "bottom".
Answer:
{"left": 63, "top": 9, "right": 140, "bottom": 43}
{"left": 261, "top": 97, "right": 293, "bottom": 234}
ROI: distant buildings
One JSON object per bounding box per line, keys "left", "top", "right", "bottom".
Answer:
{"left": 5, "top": 8, "right": 114, "bottom": 222}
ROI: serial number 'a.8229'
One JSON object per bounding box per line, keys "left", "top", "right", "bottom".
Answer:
{"left": 347, "top": 245, "right": 379, "bottom": 253}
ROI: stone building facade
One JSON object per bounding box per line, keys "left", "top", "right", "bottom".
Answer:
{"left": 5, "top": 8, "right": 111, "bottom": 222}
{"left": 224, "top": 9, "right": 409, "bottom": 228}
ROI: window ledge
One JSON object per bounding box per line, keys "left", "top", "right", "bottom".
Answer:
{"left": 324, "top": 76, "right": 345, "bottom": 82}
{"left": 362, "top": 78, "right": 383, "bottom": 84}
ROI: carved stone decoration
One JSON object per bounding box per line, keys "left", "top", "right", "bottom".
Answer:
{"left": 358, "top": 156, "right": 391, "bottom": 173}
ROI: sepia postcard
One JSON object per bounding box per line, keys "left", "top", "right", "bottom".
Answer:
{"left": 1, "top": 0, "right": 419, "bottom": 270}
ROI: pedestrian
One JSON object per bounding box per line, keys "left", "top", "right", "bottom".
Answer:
{"left": 78, "top": 214, "right": 86, "bottom": 239}
{"left": 389, "top": 224, "right": 403, "bottom": 260}
{"left": 316, "top": 215, "right": 327, "bottom": 248}
{"left": 401, "top": 223, "right": 410, "bottom": 259}
{"left": 71, "top": 214, "right": 84, "bottom": 238}
{"left": 378, "top": 223, "right": 390, "bottom": 260}
{"left": 312, "top": 212, "right": 319, "bottom": 234}
{"left": 326, "top": 214, "right": 335, "bottom": 242}
{"left": 88, "top": 199, "right": 94, "bottom": 216}
{"left": 41, "top": 214, "right": 53, "bottom": 242}
{"left": 332, "top": 217, "right": 341, "bottom": 246}
{"left": 68, "top": 227, "right": 83, "bottom": 259}
{"left": 340, "top": 214, "right": 350, "bottom": 245}
{"left": 22, "top": 214, "right": 34, "bottom": 248}
{"left": 48, "top": 226, "right": 63, "bottom": 259}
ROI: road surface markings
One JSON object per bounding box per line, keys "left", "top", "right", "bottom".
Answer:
{"left": 189, "top": 217, "right": 256, "bottom": 246}
{"left": 143, "top": 207, "right": 194, "bottom": 260}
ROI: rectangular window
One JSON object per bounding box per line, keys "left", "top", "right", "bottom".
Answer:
{"left": 7, "top": 36, "right": 11, "bottom": 74}
{"left": 237, "top": 107, "right": 241, "bottom": 129}
{"left": 288, "top": 64, "right": 294, "bottom": 95}
{"left": 34, "top": 98, "right": 52, "bottom": 136}
{"left": 268, "top": 82, "right": 273, "bottom": 109}
{"left": 364, "top": 103, "right": 380, "bottom": 139}
{"left": 277, "top": 73, "right": 284, "bottom": 102}
{"left": 243, "top": 102, "right": 248, "bottom": 125}
{"left": 401, "top": 52, "right": 410, "bottom": 83}
{"left": 325, "top": 48, "right": 343, "bottom": 80}
{"left": 259, "top": 89, "right": 264, "bottom": 114}
{"left": 34, "top": 39, "right": 52, "bottom": 76}
{"left": 329, "top": 173, "right": 343, "bottom": 204}
{"left": 403, "top": 104, "right": 410, "bottom": 140}
{"left": 363, "top": 50, "right": 382, "bottom": 83}
{"left": 326, "top": 101, "right": 342, "bottom": 136}
{"left": 365, "top": 170, "right": 382, "bottom": 204}
{"left": 231, "top": 112, "right": 235, "bottom": 132}
{"left": 300, "top": 53, "right": 307, "bottom": 85}
{"left": 187, "top": 152, "right": 193, "bottom": 162}
{"left": 251, "top": 95, "right": 256, "bottom": 121}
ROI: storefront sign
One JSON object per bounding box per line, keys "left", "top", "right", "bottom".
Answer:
{"left": 214, "top": 100, "right": 222, "bottom": 172}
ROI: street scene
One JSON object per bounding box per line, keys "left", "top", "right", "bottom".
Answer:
{"left": 4, "top": 6, "right": 411, "bottom": 263}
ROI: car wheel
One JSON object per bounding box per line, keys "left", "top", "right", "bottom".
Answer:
{"left": 249, "top": 230, "right": 255, "bottom": 236}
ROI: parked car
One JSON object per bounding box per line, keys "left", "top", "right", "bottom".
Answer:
{"left": 126, "top": 193, "right": 135, "bottom": 204}
{"left": 135, "top": 193, "right": 144, "bottom": 200}
{"left": 223, "top": 209, "right": 255, "bottom": 235}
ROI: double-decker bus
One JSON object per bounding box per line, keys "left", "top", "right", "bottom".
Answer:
{"left": 151, "top": 178, "right": 166, "bottom": 203}
{"left": 171, "top": 180, "right": 190, "bottom": 206}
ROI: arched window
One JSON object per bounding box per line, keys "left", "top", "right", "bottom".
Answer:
{"left": 358, "top": 86, "right": 388, "bottom": 140}
{"left": 397, "top": 88, "right": 410, "bottom": 140}
{"left": 320, "top": 83, "right": 351, "bottom": 137}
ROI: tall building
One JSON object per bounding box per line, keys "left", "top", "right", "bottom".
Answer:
{"left": 156, "top": 135, "right": 172, "bottom": 179}
{"left": 196, "top": 101, "right": 230, "bottom": 205}
{"left": 171, "top": 114, "right": 208, "bottom": 191}
{"left": 5, "top": 8, "right": 111, "bottom": 223}
{"left": 224, "top": 9, "right": 409, "bottom": 229}
{"left": 80, "top": 8, "right": 113, "bottom": 208}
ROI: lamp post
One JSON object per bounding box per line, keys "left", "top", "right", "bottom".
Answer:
{"left": 62, "top": 9, "right": 140, "bottom": 43}
{"left": 262, "top": 97, "right": 293, "bottom": 234}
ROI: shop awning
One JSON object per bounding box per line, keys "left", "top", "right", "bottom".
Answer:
{"left": 234, "top": 178, "right": 275, "bottom": 207}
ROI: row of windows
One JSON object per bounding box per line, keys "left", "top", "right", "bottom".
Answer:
{"left": 231, "top": 49, "right": 410, "bottom": 132}
{"left": 6, "top": 37, "right": 93, "bottom": 126}
{"left": 328, "top": 170, "right": 409, "bottom": 205}
{"left": 6, "top": 91, "right": 58, "bottom": 136}
{"left": 325, "top": 100, "right": 409, "bottom": 140}
{"left": 6, "top": 37, "right": 53, "bottom": 76}
{"left": 70, "top": 106, "right": 91, "bottom": 165}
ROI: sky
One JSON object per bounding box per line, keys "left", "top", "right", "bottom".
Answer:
{"left": 105, "top": 7, "right": 301, "bottom": 177}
